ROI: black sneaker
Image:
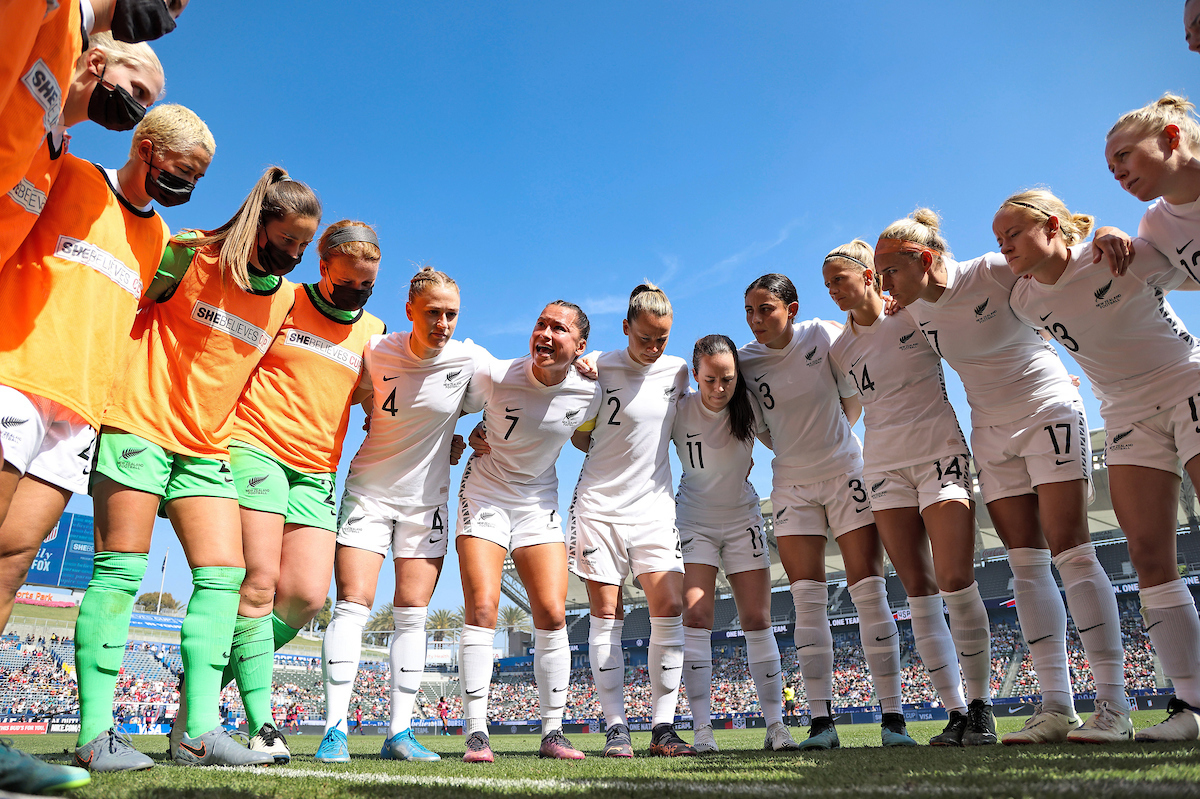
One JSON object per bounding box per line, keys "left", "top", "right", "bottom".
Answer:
{"left": 797, "top": 716, "right": 839, "bottom": 750}
{"left": 603, "top": 723, "right": 633, "bottom": 758}
{"left": 649, "top": 723, "right": 696, "bottom": 757}
{"left": 929, "top": 710, "right": 967, "bottom": 746}
{"left": 963, "top": 699, "right": 997, "bottom": 746}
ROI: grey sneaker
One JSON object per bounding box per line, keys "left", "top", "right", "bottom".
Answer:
{"left": 763, "top": 720, "right": 799, "bottom": 751}
{"left": 74, "top": 728, "right": 154, "bottom": 772}
{"left": 174, "top": 726, "right": 275, "bottom": 767}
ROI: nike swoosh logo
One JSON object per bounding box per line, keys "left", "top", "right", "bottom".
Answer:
{"left": 505, "top": 406, "right": 521, "bottom": 413}
{"left": 1007, "top": 706, "right": 1024, "bottom": 714}
{"left": 662, "top": 664, "right": 681, "bottom": 670}
{"left": 465, "top": 687, "right": 488, "bottom": 695}
{"left": 1178, "top": 240, "right": 1194, "bottom": 255}
{"left": 1077, "top": 623, "right": 1103, "bottom": 634}
{"left": 428, "top": 536, "right": 443, "bottom": 544}
{"left": 686, "top": 433, "right": 700, "bottom": 438}
{"left": 875, "top": 632, "right": 898, "bottom": 641}
{"left": 928, "top": 664, "right": 947, "bottom": 673}
{"left": 330, "top": 660, "right": 354, "bottom": 664}
{"left": 551, "top": 687, "right": 565, "bottom": 693}
{"left": 1145, "top": 620, "right": 1163, "bottom": 631}
{"left": 179, "top": 741, "right": 207, "bottom": 758}
{"left": 399, "top": 667, "right": 423, "bottom": 672}
{"left": 1056, "top": 459, "right": 1072, "bottom": 465}
{"left": 238, "top": 651, "right": 270, "bottom": 662}
{"left": 960, "top": 650, "right": 984, "bottom": 658}
{"left": 606, "top": 388, "right": 620, "bottom": 394}
{"left": 382, "top": 375, "right": 401, "bottom": 381}
{"left": 855, "top": 506, "right": 869, "bottom": 513}
{"left": 850, "top": 355, "right": 864, "bottom": 368}
{"left": 753, "top": 552, "right": 764, "bottom": 558}
{"left": 753, "top": 373, "right": 766, "bottom": 382}
{"left": 919, "top": 321, "right": 930, "bottom": 326}
{"left": 796, "top": 643, "right": 815, "bottom": 649}
{"left": 1039, "top": 312, "right": 1052, "bottom": 321}
{"left": 1027, "top": 634, "right": 1053, "bottom": 645}
{"left": 101, "top": 643, "right": 123, "bottom": 649}
{"left": 690, "top": 665, "right": 707, "bottom": 670}
{"left": 767, "top": 671, "right": 781, "bottom": 678}
{"left": 222, "top": 652, "right": 230, "bottom": 659}
{"left": 599, "top": 665, "right": 619, "bottom": 672}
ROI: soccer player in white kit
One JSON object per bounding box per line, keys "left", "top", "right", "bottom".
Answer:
{"left": 455, "top": 301, "right": 601, "bottom": 763}
{"left": 823, "top": 240, "right": 997, "bottom": 747}
{"left": 316, "top": 267, "right": 483, "bottom": 764}
{"left": 874, "top": 209, "right": 1129, "bottom": 745}
{"left": 740, "top": 273, "right": 915, "bottom": 750}
{"left": 672, "top": 334, "right": 798, "bottom": 754}
{"left": 1003, "top": 186, "right": 1200, "bottom": 742}
{"left": 567, "top": 283, "right": 695, "bottom": 758}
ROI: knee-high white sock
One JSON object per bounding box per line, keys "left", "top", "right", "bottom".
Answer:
{"left": 1053, "top": 543, "right": 1128, "bottom": 711}
{"left": 745, "top": 628, "right": 784, "bottom": 726}
{"left": 534, "top": 627, "right": 570, "bottom": 734}
{"left": 649, "top": 615, "right": 685, "bottom": 726}
{"left": 588, "top": 615, "right": 626, "bottom": 727}
{"left": 909, "top": 594, "right": 966, "bottom": 714}
{"left": 1141, "top": 579, "right": 1200, "bottom": 707}
{"left": 790, "top": 580, "right": 833, "bottom": 717}
{"left": 941, "top": 581, "right": 991, "bottom": 703}
{"left": 459, "top": 624, "right": 494, "bottom": 736}
{"left": 322, "top": 600, "right": 369, "bottom": 735}
{"left": 388, "top": 606, "right": 428, "bottom": 736}
{"left": 849, "top": 576, "right": 902, "bottom": 714}
{"left": 682, "top": 626, "right": 713, "bottom": 727}
{"left": 1008, "top": 547, "right": 1073, "bottom": 715}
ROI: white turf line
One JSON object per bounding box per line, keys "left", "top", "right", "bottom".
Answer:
{"left": 223, "top": 766, "right": 1200, "bottom": 796}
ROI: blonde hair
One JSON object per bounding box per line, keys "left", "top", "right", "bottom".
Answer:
{"left": 626, "top": 281, "right": 672, "bottom": 322}
{"left": 409, "top": 266, "right": 457, "bottom": 301}
{"left": 878, "top": 208, "right": 952, "bottom": 258}
{"left": 174, "top": 167, "right": 321, "bottom": 291}
{"left": 81, "top": 32, "right": 164, "bottom": 99}
{"left": 996, "top": 189, "right": 1094, "bottom": 246}
{"left": 128, "top": 103, "right": 214, "bottom": 159}
{"left": 824, "top": 239, "right": 880, "bottom": 331}
{"left": 1108, "top": 93, "right": 1200, "bottom": 151}
{"left": 319, "top": 220, "right": 381, "bottom": 264}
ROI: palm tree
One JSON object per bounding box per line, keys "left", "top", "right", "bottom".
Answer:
{"left": 366, "top": 603, "right": 395, "bottom": 632}
{"left": 498, "top": 605, "right": 531, "bottom": 635}
{"left": 426, "top": 608, "right": 462, "bottom": 642}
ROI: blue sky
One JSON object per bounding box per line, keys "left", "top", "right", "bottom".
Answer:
{"left": 53, "top": 1, "right": 1198, "bottom": 618}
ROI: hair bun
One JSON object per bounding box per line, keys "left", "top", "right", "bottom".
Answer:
{"left": 911, "top": 208, "right": 942, "bottom": 231}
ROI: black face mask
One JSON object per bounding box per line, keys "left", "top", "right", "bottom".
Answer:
{"left": 257, "top": 239, "right": 302, "bottom": 276}
{"left": 111, "top": 0, "right": 177, "bottom": 43}
{"left": 142, "top": 145, "right": 194, "bottom": 207}
{"left": 87, "top": 66, "right": 146, "bottom": 131}
{"left": 326, "top": 283, "right": 373, "bottom": 311}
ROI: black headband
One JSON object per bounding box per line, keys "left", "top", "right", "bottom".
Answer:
{"left": 1008, "top": 200, "right": 1048, "bottom": 216}
{"left": 324, "top": 226, "right": 379, "bottom": 249}
{"left": 823, "top": 253, "right": 869, "bottom": 269}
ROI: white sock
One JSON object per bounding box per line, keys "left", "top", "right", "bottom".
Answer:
{"left": 941, "top": 581, "right": 991, "bottom": 703}
{"left": 745, "top": 628, "right": 784, "bottom": 726}
{"left": 682, "top": 626, "right": 713, "bottom": 727}
{"left": 534, "top": 627, "right": 570, "bottom": 734}
{"left": 1141, "top": 579, "right": 1200, "bottom": 707}
{"left": 849, "top": 576, "right": 902, "bottom": 715}
{"left": 588, "top": 615, "right": 626, "bottom": 727}
{"left": 459, "top": 624, "right": 494, "bottom": 737}
{"left": 322, "top": 600, "right": 369, "bottom": 735}
{"left": 388, "top": 606, "right": 428, "bottom": 736}
{"left": 648, "top": 615, "right": 685, "bottom": 726}
{"left": 1008, "top": 547, "right": 1073, "bottom": 715}
{"left": 790, "top": 580, "right": 833, "bottom": 717}
{"left": 1053, "top": 543, "right": 1128, "bottom": 711}
{"left": 908, "top": 594, "right": 966, "bottom": 714}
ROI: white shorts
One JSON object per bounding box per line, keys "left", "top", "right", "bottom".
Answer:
{"left": 0, "top": 386, "right": 95, "bottom": 495}
{"left": 1104, "top": 401, "right": 1200, "bottom": 475}
{"left": 865, "top": 454, "right": 973, "bottom": 513}
{"left": 678, "top": 513, "right": 770, "bottom": 575}
{"left": 457, "top": 494, "right": 565, "bottom": 552}
{"left": 972, "top": 399, "right": 1091, "bottom": 505}
{"left": 567, "top": 514, "right": 683, "bottom": 585}
{"left": 770, "top": 471, "right": 874, "bottom": 539}
{"left": 335, "top": 492, "right": 449, "bottom": 559}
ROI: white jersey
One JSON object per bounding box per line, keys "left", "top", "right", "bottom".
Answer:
{"left": 463, "top": 354, "right": 602, "bottom": 510}
{"left": 1139, "top": 196, "right": 1200, "bottom": 284}
{"left": 343, "top": 333, "right": 486, "bottom": 505}
{"left": 738, "top": 319, "right": 863, "bottom": 488}
{"left": 1009, "top": 240, "right": 1200, "bottom": 428}
{"left": 570, "top": 349, "right": 689, "bottom": 523}
{"left": 827, "top": 308, "right": 968, "bottom": 473}
{"left": 671, "top": 389, "right": 764, "bottom": 526}
{"left": 905, "top": 253, "right": 1077, "bottom": 428}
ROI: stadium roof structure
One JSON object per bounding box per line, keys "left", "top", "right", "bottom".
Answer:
{"left": 499, "top": 429, "right": 1200, "bottom": 613}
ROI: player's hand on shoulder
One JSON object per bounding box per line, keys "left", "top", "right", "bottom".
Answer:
{"left": 576, "top": 350, "right": 601, "bottom": 380}
{"left": 1092, "top": 226, "right": 1134, "bottom": 276}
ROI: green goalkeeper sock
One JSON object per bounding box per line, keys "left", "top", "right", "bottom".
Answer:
{"left": 181, "top": 566, "right": 244, "bottom": 737}
{"left": 75, "top": 552, "right": 148, "bottom": 746}
{"left": 271, "top": 612, "right": 300, "bottom": 650}
{"left": 228, "top": 614, "right": 275, "bottom": 733}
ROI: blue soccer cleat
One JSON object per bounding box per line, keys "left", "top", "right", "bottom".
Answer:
{"left": 380, "top": 729, "right": 440, "bottom": 762}
{"left": 315, "top": 727, "right": 350, "bottom": 763}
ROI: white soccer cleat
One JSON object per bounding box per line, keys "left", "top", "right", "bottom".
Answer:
{"left": 1066, "top": 700, "right": 1134, "bottom": 744}
{"left": 1000, "top": 704, "right": 1081, "bottom": 745}
{"left": 249, "top": 723, "right": 292, "bottom": 764}
{"left": 763, "top": 720, "right": 799, "bottom": 751}
{"left": 692, "top": 724, "right": 719, "bottom": 754}
{"left": 1135, "top": 698, "right": 1200, "bottom": 742}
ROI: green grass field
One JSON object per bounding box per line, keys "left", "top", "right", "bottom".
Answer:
{"left": 14, "top": 712, "right": 1200, "bottom": 799}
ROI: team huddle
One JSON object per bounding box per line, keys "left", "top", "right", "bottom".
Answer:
{"left": 2, "top": 0, "right": 1200, "bottom": 793}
